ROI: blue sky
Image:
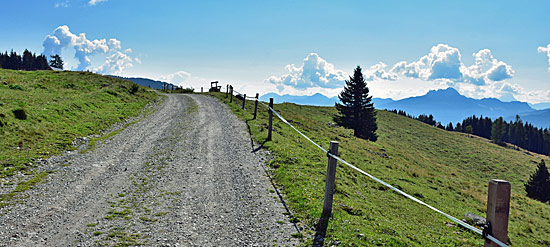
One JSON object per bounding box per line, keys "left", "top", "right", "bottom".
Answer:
{"left": 2, "top": 0, "right": 550, "bottom": 103}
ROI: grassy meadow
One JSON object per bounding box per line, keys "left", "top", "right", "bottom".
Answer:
{"left": 0, "top": 69, "right": 157, "bottom": 204}
{"left": 211, "top": 92, "right": 550, "bottom": 246}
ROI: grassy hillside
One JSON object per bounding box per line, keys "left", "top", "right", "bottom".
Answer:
{"left": 212, "top": 92, "right": 550, "bottom": 246}
{"left": 0, "top": 69, "right": 157, "bottom": 204}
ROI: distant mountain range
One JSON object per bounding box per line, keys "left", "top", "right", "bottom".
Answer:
{"left": 109, "top": 76, "right": 176, "bottom": 90}
{"left": 260, "top": 88, "right": 550, "bottom": 129}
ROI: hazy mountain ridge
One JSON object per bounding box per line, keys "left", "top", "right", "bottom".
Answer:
{"left": 109, "top": 76, "right": 176, "bottom": 90}
{"left": 261, "top": 88, "right": 550, "bottom": 128}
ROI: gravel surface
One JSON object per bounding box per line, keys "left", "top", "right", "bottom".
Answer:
{"left": 0, "top": 94, "right": 301, "bottom": 246}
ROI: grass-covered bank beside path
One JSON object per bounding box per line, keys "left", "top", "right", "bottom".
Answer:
{"left": 0, "top": 69, "right": 157, "bottom": 205}
{"left": 210, "top": 92, "right": 550, "bottom": 246}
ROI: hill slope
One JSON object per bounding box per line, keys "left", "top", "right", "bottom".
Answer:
{"left": 0, "top": 69, "right": 157, "bottom": 204}
{"left": 213, "top": 92, "right": 549, "bottom": 246}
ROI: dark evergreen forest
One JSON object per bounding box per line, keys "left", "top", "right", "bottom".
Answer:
{"left": 386, "top": 109, "right": 550, "bottom": 156}
{"left": 0, "top": 49, "right": 51, "bottom": 71}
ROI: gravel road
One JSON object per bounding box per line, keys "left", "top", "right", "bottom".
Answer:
{"left": 0, "top": 94, "right": 301, "bottom": 246}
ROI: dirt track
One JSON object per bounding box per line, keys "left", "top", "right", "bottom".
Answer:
{"left": 0, "top": 94, "right": 300, "bottom": 246}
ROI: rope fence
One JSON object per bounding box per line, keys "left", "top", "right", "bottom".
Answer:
{"left": 222, "top": 86, "right": 511, "bottom": 247}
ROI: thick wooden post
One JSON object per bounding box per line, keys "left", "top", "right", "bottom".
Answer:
{"left": 313, "top": 141, "right": 339, "bottom": 246}
{"left": 485, "top": 179, "right": 511, "bottom": 247}
{"left": 267, "top": 98, "right": 273, "bottom": 141}
{"left": 201, "top": 87, "right": 203, "bottom": 93}
{"left": 322, "top": 141, "right": 339, "bottom": 218}
{"left": 242, "top": 94, "right": 246, "bottom": 109}
{"left": 253, "top": 93, "right": 259, "bottom": 119}
{"left": 225, "top": 84, "right": 229, "bottom": 98}
{"left": 230, "top": 86, "right": 233, "bottom": 103}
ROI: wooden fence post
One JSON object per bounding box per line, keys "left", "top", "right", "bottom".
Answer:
{"left": 242, "top": 94, "right": 246, "bottom": 109}
{"left": 253, "top": 93, "right": 259, "bottom": 119}
{"left": 201, "top": 87, "right": 203, "bottom": 93}
{"left": 485, "top": 179, "right": 511, "bottom": 247}
{"left": 267, "top": 98, "right": 273, "bottom": 141}
{"left": 226, "top": 84, "right": 229, "bottom": 98}
{"left": 323, "top": 141, "right": 339, "bottom": 218}
{"left": 314, "top": 141, "right": 339, "bottom": 246}
{"left": 230, "top": 86, "right": 233, "bottom": 103}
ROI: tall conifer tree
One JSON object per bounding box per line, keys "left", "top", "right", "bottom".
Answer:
{"left": 334, "top": 66, "right": 377, "bottom": 141}
{"left": 525, "top": 159, "right": 550, "bottom": 202}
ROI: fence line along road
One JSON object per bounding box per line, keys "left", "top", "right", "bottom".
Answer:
{"left": 255, "top": 99, "right": 509, "bottom": 247}
{"left": 222, "top": 87, "right": 511, "bottom": 247}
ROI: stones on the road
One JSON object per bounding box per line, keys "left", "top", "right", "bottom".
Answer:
{"left": 0, "top": 94, "right": 300, "bottom": 246}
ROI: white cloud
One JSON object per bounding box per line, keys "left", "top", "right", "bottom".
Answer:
{"left": 266, "top": 53, "right": 347, "bottom": 90}
{"left": 390, "top": 44, "right": 464, "bottom": 81}
{"left": 93, "top": 51, "right": 134, "bottom": 76}
{"left": 42, "top": 25, "right": 136, "bottom": 74}
{"left": 538, "top": 44, "right": 550, "bottom": 71}
{"left": 159, "top": 71, "right": 192, "bottom": 86}
{"left": 364, "top": 62, "right": 397, "bottom": 81}
{"left": 89, "top": 0, "right": 107, "bottom": 6}
{"left": 464, "top": 49, "right": 514, "bottom": 85}
{"left": 375, "top": 44, "right": 514, "bottom": 86}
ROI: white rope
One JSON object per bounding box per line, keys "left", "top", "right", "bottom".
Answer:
{"left": 257, "top": 99, "right": 508, "bottom": 247}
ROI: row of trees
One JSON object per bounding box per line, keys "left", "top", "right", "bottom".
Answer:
{"left": 387, "top": 110, "right": 438, "bottom": 127}
{"left": 0, "top": 50, "right": 63, "bottom": 71}
{"left": 453, "top": 115, "right": 550, "bottom": 155}
{"left": 385, "top": 109, "right": 550, "bottom": 156}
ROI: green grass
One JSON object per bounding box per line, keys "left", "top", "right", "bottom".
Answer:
{"left": 0, "top": 69, "right": 156, "bottom": 203}
{"left": 211, "top": 92, "right": 550, "bottom": 246}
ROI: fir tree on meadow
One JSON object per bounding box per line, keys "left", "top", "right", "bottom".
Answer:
{"left": 334, "top": 66, "right": 377, "bottom": 141}
{"left": 49, "top": 54, "right": 64, "bottom": 70}
{"left": 525, "top": 159, "right": 550, "bottom": 202}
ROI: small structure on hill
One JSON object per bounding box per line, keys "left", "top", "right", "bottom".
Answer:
{"left": 209, "top": 81, "right": 222, "bottom": 92}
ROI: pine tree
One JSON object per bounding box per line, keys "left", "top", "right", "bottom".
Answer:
{"left": 49, "top": 54, "right": 64, "bottom": 70}
{"left": 525, "top": 160, "right": 550, "bottom": 202}
{"left": 22, "top": 49, "right": 33, "bottom": 70}
{"left": 446, "top": 122, "right": 454, "bottom": 131}
{"left": 491, "top": 117, "right": 506, "bottom": 146}
{"left": 334, "top": 66, "right": 377, "bottom": 141}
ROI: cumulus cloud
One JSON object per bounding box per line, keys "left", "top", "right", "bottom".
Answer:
{"left": 376, "top": 44, "right": 514, "bottom": 86}
{"left": 464, "top": 49, "right": 514, "bottom": 85}
{"left": 389, "top": 44, "right": 463, "bottom": 81}
{"left": 538, "top": 44, "right": 550, "bottom": 71}
{"left": 93, "top": 52, "right": 133, "bottom": 76}
{"left": 266, "top": 53, "right": 347, "bottom": 90}
{"left": 159, "top": 71, "right": 192, "bottom": 86}
{"left": 364, "top": 62, "right": 397, "bottom": 81}
{"left": 89, "top": 0, "right": 107, "bottom": 5}
{"left": 42, "top": 25, "right": 136, "bottom": 75}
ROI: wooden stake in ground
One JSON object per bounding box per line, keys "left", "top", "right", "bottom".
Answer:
{"left": 485, "top": 179, "right": 511, "bottom": 247}
{"left": 268, "top": 98, "right": 273, "bottom": 141}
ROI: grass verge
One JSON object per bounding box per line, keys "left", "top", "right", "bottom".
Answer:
{"left": 0, "top": 69, "right": 157, "bottom": 205}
